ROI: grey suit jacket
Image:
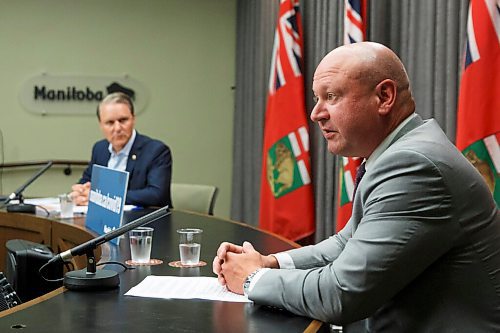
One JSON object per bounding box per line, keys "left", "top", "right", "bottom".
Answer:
{"left": 249, "top": 115, "right": 500, "bottom": 332}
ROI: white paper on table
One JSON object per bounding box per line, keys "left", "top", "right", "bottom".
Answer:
{"left": 24, "top": 197, "right": 59, "bottom": 206}
{"left": 125, "top": 275, "right": 252, "bottom": 303}
{"left": 23, "top": 197, "right": 63, "bottom": 215}
{"left": 23, "top": 197, "right": 136, "bottom": 215}
{"left": 23, "top": 197, "right": 86, "bottom": 215}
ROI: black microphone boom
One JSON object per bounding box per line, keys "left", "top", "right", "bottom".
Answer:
{"left": 48, "top": 206, "right": 170, "bottom": 291}
{"left": 1, "top": 161, "right": 53, "bottom": 213}
{"left": 50, "top": 206, "right": 170, "bottom": 265}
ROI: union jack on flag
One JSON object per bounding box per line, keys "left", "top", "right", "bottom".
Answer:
{"left": 344, "top": 0, "right": 367, "bottom": 43}
{"left": 269, "top": 0, "right": 303, "bottom": 94}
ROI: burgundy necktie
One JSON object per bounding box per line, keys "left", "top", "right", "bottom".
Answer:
{"left": 352, "top": 162, "right": 366, "bottom": 200}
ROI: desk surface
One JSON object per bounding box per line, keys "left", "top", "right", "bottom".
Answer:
{"left": 0, "top": 210, "right": 327, "bottom": 333}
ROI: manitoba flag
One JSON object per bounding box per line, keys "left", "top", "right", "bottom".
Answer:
{"left": 336, "top": 0, "right": 368, "bottom": 232}
{"left": 456, "top": 0, "right": 499, "bottom": 206}
{"left": 259, "top": 0, "right": 315, "bottom": 241}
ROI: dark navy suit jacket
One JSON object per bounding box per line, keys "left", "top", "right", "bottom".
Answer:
{"left": 79, "top": 133, "right": 172, "bottom": 207}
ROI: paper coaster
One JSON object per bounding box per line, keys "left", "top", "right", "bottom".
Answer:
{"left": 168, "top": 260, "right": 207, "bottom": 268}
{"left": 125, "top": 258, "right": 163, "bottom": 266}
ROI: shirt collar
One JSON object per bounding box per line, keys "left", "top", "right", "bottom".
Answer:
{"left": 365, "top": 113, "right": 417, "bottom": 170}
{"left": 108, "top": 129, "right": 136, "bottom": 156}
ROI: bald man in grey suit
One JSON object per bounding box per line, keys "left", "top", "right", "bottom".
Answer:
{"left": 213, "top": 42, "right": 500, "bottom": 332}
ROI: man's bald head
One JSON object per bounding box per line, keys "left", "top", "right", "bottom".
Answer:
{"left": 315, "top": 42, "right": 414, "bottom": 115}
{"left": 310, "top": 42, "right": 416, "bottom": 157}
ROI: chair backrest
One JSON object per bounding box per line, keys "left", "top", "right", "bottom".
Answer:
{"left": 171, "top": 183, "right": 218, "bottom": 215}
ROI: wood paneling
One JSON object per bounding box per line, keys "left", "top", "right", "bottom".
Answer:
{"left": 51, "top": 220, "right": 100, "bottom": 270}
{"left": 0, "top": 212, "right": 51, "bottom": 272}
{"left": 0, "top": 212, "right": 101, "bottom": 272}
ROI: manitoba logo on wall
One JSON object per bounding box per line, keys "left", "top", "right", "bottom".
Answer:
{"left": 19, "top": 73, "right": 148, "bottom": 115}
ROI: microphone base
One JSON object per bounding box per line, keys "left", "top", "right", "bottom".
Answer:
{"left": 64, "top": 269, "right": 120, "bottom": 291}
{"left": 7, "top": 203, "right": 36, "bottom": 214}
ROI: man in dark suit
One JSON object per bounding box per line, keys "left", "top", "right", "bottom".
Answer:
{"left": 213, "top": 42, "right": 500, "bottom": 332}
{"left": 71, "top": 92, "right": 172, "bottom": 208}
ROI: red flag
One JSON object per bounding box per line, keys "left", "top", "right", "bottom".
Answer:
{"left": 456, "top": 0, "right": 500, "bottom": 206}
{"left": 259, "top": 0, "right": 315, "bottom": 241}
{"left": 336, "top": 0, "right": 368, "bottom": 232}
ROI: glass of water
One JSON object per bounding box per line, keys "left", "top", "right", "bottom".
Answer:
{"left": 58, "top": 193, "right": 74, "bottom": 218}
{"left": 177, "top": 228, "right": 202, "bottom": 266}
{"left": 129, "top": 227, "right": 154, "bottom": 263}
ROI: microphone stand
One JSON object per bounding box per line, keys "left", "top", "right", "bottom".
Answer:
{"left": 48, "top": 206, "right": 170, "bottom": 291}
{"left": 1, "top": 161, "right": 53, "bottom": 214}
{"left": 4, "top": 194, "right": 37, "bottom": 214}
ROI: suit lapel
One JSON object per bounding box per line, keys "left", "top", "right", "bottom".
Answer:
{"left": 98, "top": 141, "right": 111, "bottom": 166}
{"left": 126, "top": 133, "right": 144, "bottom": 176}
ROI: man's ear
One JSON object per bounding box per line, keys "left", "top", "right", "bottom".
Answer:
{"left": 376, "top": 79, "right": 397, "bottom": 115}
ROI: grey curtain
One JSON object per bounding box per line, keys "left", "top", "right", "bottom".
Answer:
{"left": 231, "top": 0, "right": 469, "bottom": 242}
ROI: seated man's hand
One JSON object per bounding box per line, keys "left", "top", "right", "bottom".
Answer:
{"left": 214, "top": 241, "right": 280, "bottom": 295}
{"left": 220, "top": 241, "right": 264, "bottom": 295}
{"left": 70, "top": 182, "right": 90, "bottom": 206}
{"left": 213, "top": 241, "right": 280, "bottom": 293}
{"left": 213, "top": 242, "right": 244, "bottom": 286}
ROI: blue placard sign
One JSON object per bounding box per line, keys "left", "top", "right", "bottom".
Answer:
{"left": 85, "top": 165, "right": 129, "bottom": 245}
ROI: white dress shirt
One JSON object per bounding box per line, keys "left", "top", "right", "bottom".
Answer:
{"left": 107, "top": 130, "right": 137, "bottom": 171}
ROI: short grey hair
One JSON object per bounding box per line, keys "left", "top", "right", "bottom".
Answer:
{"left": 96, "top": 92, "right": 134, "bottom": 120}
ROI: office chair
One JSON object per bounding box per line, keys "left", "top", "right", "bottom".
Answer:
{"left": 171, "top": 183, "right": 218, "bottom": 215}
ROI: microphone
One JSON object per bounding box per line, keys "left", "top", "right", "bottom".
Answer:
{"left": 1, "top": 161, "right": 53, "bottom": 213}
{"left": 48, "top": 206, "right": 170, "bottom": 291}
